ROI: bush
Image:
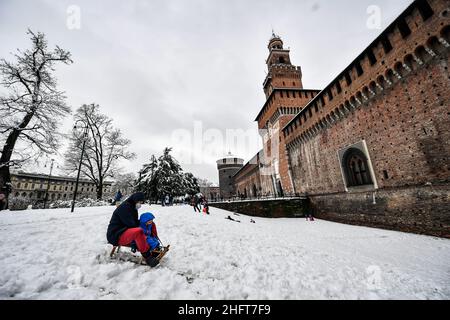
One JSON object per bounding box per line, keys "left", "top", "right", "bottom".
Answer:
{"left": 48, "top": 200, "right": 71, "bottom": 209}
{"left": 48, "top": 198, "right": 110, "bottom": 209}
{"left": 9, "top": 196, "right": 32, "bottom": 211}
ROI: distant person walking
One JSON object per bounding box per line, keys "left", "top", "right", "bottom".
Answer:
{"left": 165, "top": 194, "right": 170, "bottom": 206}
{"left": 202, "top": 198, "right": 210, "bottom": 215}
{"left": 114, "top": 190, "right": 123, "bottom": 207}
{"left": 191, "top": 195, "right": 202, "bottom": 213}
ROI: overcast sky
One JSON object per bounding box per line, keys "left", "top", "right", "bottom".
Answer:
{"left": 0, "top": 0, "right": 412, "bottom": 184}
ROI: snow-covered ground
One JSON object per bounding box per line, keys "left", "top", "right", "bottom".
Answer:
{"left": 0, "top": 204, "right": 449, "bottom": 300}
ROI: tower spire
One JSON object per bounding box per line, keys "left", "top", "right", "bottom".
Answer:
{"left": 271, "top": 28, "right": 280, "bottom": 40}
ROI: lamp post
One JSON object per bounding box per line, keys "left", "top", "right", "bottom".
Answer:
{"left": 71, "top": 120, "right": 89, "bottom": 213}
{"left": 43, "top": 159, "right": 55, "bottom": 209}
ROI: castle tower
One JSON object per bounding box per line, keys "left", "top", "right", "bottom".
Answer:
{"left": 263, "top": 32, "right": 304, "bottom": 98}
{"left": 216, "top": 152, "right": 244, "bottom": 199}
{"left": 256, "top": 33, "right": 319, "bottom": 196}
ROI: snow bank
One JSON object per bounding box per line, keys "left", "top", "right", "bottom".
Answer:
{"left": 0, "top": 205, "right": 449, "bottom": 299}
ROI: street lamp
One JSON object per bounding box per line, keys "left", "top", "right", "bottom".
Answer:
{"left": 43, "top": 159, "right": 55, "bottom": 209}
{"left": 71, "top": 120, "right": 89, "bottom": 213}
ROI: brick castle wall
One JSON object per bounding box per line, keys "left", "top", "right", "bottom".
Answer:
{"left": 310, "top": 184, "right": 450, "bottom": 238}
{"left": 281, "top": 0, "right": 450, "bottom": 237}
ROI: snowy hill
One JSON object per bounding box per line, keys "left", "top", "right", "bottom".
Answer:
{"left": 0, "top": 205, "right": 449, "bottom": 299}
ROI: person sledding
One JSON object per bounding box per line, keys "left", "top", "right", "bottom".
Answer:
{"left": 106, "top": 192, "right": 168, "bottom": 267}
{"left": 139, "top": 212, "right": 166, "bottom": 256}
{"left": 225, "top": 215, "right": 240, "bottom": 223}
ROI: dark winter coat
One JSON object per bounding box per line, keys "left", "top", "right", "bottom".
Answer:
{"left": 114, "top": 191, "right": 123, "bottom": 202}
{"left": 106, "top": 192, "right": 145, "bottom": 246}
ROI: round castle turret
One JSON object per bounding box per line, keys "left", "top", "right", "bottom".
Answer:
{"left": 216, "top": 152, "right": 244, "bottom": 199}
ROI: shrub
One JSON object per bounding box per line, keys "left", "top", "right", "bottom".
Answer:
{"left": 9, "top": 196, "right": 32, "bottom": 211}
{"left": 48, "top": 198, "right": 110, "bottom": 209}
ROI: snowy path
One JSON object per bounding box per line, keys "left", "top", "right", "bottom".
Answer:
{"left": 0, "top": 205, "right": 449, "bottom": 300}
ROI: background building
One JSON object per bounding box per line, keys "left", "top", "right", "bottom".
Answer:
{"left": 10, "top": 171, "right": 113, "bottom": 204}
{"left": 199, "top": 184, "right": 220, "bottom": 202}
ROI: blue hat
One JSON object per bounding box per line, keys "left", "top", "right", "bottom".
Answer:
{"left": 140, "top": 212, "right": 155, "bottom": 229}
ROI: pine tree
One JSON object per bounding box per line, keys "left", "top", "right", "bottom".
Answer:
{"left": 136, "top": 148, "right": 200, "bottom": 202}
{"left": 156, "top": 148, "right": 184, "bottom": 199}
{"left": 184, "top": 172, "right": 200, "bottom": 196}
{"left": 136, "top": 155, "right": 158, "bottom": 202}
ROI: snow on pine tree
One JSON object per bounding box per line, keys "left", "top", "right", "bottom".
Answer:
{"left": 183, "top": 172, "right": 200, "bottom": 196}
{"left": 136, "top": 148, "right": 200, "bottom": 203}
{"left": 156, "top": 148, "right": 185, "bottom": 199}
{"left": 136, "top": 155, "right": 159, "bottom": 202}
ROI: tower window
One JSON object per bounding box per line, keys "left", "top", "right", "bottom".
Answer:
{"left": 328, "top": 89, "right": 333, "bottom": 101}
{"left": 345, "top": 72, "right": 352, "bottom": 86}
{"left": 381, "top": 36, "right": 393, "bottom": 54}
{"left": 355, "top": 62, "right": 364, "bottom": 76}
{"left": 336, "top": 81, "right": 342, "bottom": 94}
{"left": 320, "top": 96, "right": 325, "bottom": 107}
{"left": 367, "top": 50, "right": 377, "bottom": 65}
{"left": 417, "top": 0, "right": 434, "bottom": 21}
{"left": 279, "top": 57, "right": 286, "bottom": 64}
{"left": 398, "top": 19, "right": 411, "bottom": 38}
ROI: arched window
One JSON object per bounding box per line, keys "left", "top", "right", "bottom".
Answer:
{"left": 252, "top": 184, "right": 257, "bottom": 198}
{"left": 279, "top": 57, "right": 286, "bottom": 64}
{"left": 343, "top": 148, "right": 373, "bottom": 187}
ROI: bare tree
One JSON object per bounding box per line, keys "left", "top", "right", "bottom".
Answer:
{"left": 0, "top": 29, "right": 73, "bottom": 200}
{"left": 64, "top": 104, "right": 136, "bottom": 200}
{"left": 111, "top": 172, "right": 137, "bottom": 197}
{"left": 197, "top": 178, "right": 214, "bottom": 188}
